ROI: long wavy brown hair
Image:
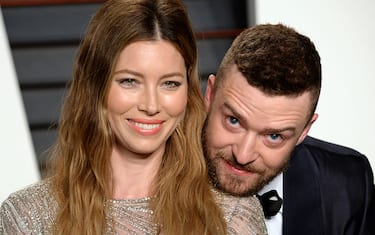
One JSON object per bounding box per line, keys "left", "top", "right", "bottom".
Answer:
{"left": 46, "top": 0, "right": 226, "bottom": 234}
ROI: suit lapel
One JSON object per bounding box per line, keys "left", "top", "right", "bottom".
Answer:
{"left": 282, "top": 145, "right": 324, "bottom": 235}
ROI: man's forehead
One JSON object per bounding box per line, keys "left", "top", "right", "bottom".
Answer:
{"left": 216, "top": 79, "right": 311, "bottom": 125}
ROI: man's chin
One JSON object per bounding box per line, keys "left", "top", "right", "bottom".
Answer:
{"left": 217, "top": 179, "right": 261, "bottom": 197}
{"left": 219, "top": 186, "right": 258, "bottom": 197}
{"left": 216, "top": 171, "right": 280, "bottom": 197}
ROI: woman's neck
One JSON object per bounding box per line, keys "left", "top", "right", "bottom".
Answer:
{"left": 110, "top": 146, "right": 163, "bottom": 199}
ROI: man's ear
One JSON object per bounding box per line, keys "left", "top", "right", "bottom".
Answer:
{"left": 297, "top": 113, "right": 318, "bottom": 145}
{"left": 204, "top": 74, "right": 216, "bottom": 112}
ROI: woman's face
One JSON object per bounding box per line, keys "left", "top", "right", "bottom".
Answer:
{"left": 107, "top": 40, "right": 188, "bottom": 157}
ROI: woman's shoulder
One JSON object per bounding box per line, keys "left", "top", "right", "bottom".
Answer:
{"left": 2, "top": 179, "right": 55, "bottom": 208}
{"left": 0, "top": 179, "right": 58, "bottom": 234}
{"left": 213, "top": 189, "right": 267, "bottom": 235}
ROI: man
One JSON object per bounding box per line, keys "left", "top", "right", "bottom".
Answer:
{"left": 202, "top": 24, "right": 374, "bottom": 235}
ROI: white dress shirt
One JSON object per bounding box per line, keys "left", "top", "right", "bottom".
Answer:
{"left": 258, "top": 173, "right": 283, "bottom": 235}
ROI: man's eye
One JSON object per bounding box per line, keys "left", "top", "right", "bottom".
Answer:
{"left": 270, "top": 134, "right": 280, "bottom": 140}
{"left": 269, "top": 133, "right": 281, "bottom": 141}
{"left": 263, "top": 133, "right": 284, "bottom": 148}
{"left": 228, "top": 116, "right": 239, "bottom": 126}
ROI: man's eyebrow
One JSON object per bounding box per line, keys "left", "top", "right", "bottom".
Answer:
{"left": 262, "top": 127, "right": 296, "bottom": 134}
{"left": 223, "top": 102, "right": 246, "bottom": 122}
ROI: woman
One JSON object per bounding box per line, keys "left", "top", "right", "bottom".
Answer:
{"left": 0, "top": 0, "right": 266, "bottom": 234}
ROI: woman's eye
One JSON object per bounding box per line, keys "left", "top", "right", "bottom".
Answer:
{"left": 119, "top": 78, "right": 137, "bottom": 87}
{"left": 162, "top": 81, "right": 181, "bottom": 89}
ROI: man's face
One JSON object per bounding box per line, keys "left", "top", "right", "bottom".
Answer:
{"left": 203, "top": 65, "right": 317, "bottom": 196}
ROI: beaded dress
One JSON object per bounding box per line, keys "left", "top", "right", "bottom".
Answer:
{"left": 0, "top": 180, "right": 267, "bottom": 234}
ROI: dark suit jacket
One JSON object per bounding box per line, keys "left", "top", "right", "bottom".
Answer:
{"left": 283, "top": 136, "right": 375, "bottom": 235}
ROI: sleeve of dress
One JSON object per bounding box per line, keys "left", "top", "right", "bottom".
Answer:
{"left": 1, "top": 181, "right": 57, "bottom": 235}
{"left": 0, "top": 196, "right": 29, "bottom": 235}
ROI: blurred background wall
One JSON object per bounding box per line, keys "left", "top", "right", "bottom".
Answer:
{"left": 0, "top": 9, "right": 39, "bottom": 202}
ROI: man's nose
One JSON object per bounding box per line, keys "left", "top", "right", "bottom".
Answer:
{"left": 233, "top": 133, "right": 258, "bottom": 165}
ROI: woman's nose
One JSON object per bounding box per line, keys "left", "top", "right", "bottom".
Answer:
{"left": 138, "top": 86, "right": 160, "bottom": 115}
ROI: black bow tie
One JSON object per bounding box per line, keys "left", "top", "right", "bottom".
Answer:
{"left": 256, "top": 189, "right": 283, "bottom": 218}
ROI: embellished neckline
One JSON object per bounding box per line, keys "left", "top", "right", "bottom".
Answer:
{"left": 108, "top": 196, "right": 156, "bottom": 205}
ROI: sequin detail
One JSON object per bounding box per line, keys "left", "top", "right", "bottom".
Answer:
{"left": 0, "top": 181, "right": 267, "bottom": 234}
